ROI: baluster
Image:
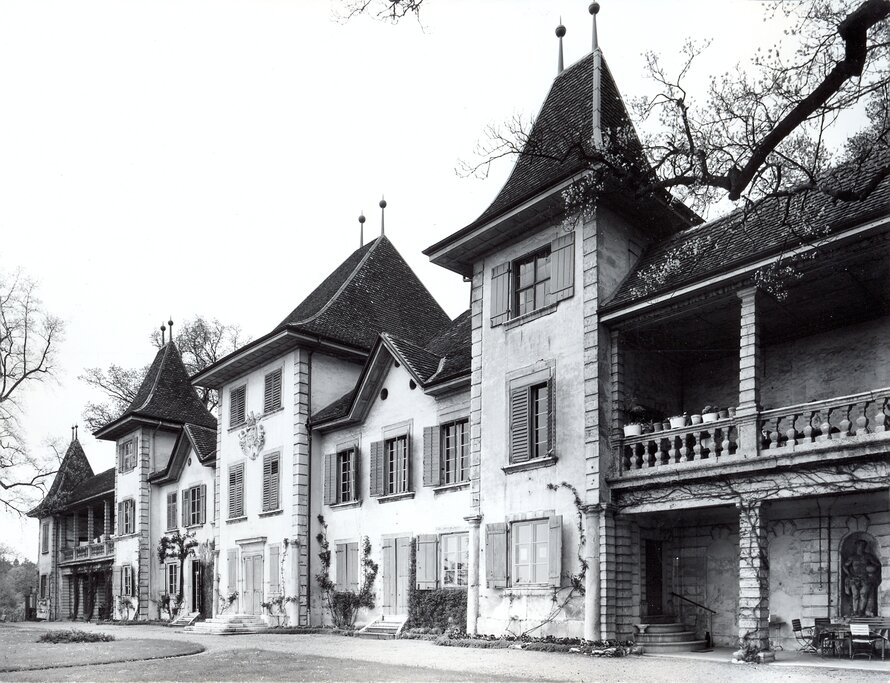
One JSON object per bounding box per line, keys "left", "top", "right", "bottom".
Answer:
{"left": 818, "top": 408, "right": 832, "bottom": 441}
{"left": 634, "top": 443, "right": 644, "bottom": 469}
{"left": 801, "top": 410, "right": 814, "bottom": 443}
{"left": 854, "top": 400, "right": 871, "bottom": 436}
{"left": 670, "top": 436, "right": 681, "bottom": 463}
{"left": 875, "top": 398, "right": 888, "bottom": 433}
{"left": 839, "top": 404, "right": 852, "bottom": 437}
{"left": 721, "top": 427, "right": 731, "bottom": 457}
{"left": 769, "top": 416, "right": 781, "bottom": 449}
{"left": 657, "top": 437, "right": 669, "bottom": 465}
{"left": 692, "top": 431, "right": 703, "bottom": 460}
{"left": 643, "top": 440, "right": 654, "bottom": 468}
{"left": 785, "top": 413, "right": 798, "bottom": 448}
{"left": 622, "top": 444, "right": 632, "bottom": 471}
{"left": 680, "top": 432, "right": 691, "bottom": 461}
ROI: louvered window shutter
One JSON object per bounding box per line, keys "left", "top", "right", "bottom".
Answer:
{"left": 182, "top": 489, "right": 190, "bottom": 527}
{"left": 549, "top": 232, "right": 575, "bottom": 303}
{"left": 369, "top": 441, "right": 384, "bottom": 497}
{"left": 117, "top": 502, "right": 123, "bottom": 535}
{"left": 548, "top": 515, "right": 563, "bottom": 587}
{"left": 510, "top": 387, "right": 530, "bottom": 463}
{"left": 112, "top": 566, "right": 122, "bottom": 597}
{"left": 347, "top": 543, "right": 359, "bottom": 590}
{"left": 262, "top": 456, "right": 272, "bottom": 511}
{"left": 229, "top": 386, "right": 246, "bottom": 426}
{"left": 485, "top": 523, "right": 508, "bottom": 588}
{"left": 227, "top": 549, "right": 237, "bottom": 592}
{"left": 381, "top": 539, "right": 394, "bottom": 610}
{"left": 127, "top": 566, "right": 135, "bottom": 596}
{"left": 350, "top": 450, "right": 359, "bottom": 501}
{"left": 264, "top": 370, "right": 282, "bottom": 414}
{"left": 270, "top": 456, "right": 280, "bottom": 510}
{"left": 269, "top": 546, "right": 280, "bottom": 594}
{"left": 335, "top": 544, "right": 346, "bottom": 587}
{"left": 405, "top": 434, "right": 413, "bottom": 492}
{"left": 199, "top": 484, "right": 207, "bottom": 524}
{"left": 415, "top": 534, "right": 439, "bottom": 590}
{"left": 547, "top": 378, "right": 555, "bottom": 456}
{"left": 323, "top": 453, "right": 336, "bottom": 505}
{"left": 422, "top": 426, "right": 441, "bottom": 487}
{"left": 490, "top": 262, "right": 512, "bottom": 326}
{"left": 228, "top": 466, "right": 243, "bottom": 518}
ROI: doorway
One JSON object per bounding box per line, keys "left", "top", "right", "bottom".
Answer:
{"left": 382, "top": 536, "right": 411, "bottom": 615}
{"left": 191, "top": 560, "right": 205, "bottom": 616}
{"left": 242, "top": 554, "right": 263, "bottom": 615}
{"left": 645, "top": 540, "right": 664, "bottom": 617}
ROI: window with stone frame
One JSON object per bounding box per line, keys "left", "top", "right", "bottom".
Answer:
{"left": 263, "top": 369, "right": 282, "bottom": 414}
{"left": 228, "top": 464, "right": 244, "bottom": 518}
{"left": 122, "top": 565, "right": 134, "bottom": 596}
{"left": 441, "top": 533, "right": 469, "bottom": 588}
{"left": 39, "top": 574, "right": 47, "bottom": 599}
{"left": 514, "top": 248, "right": 551, "bottom": 317}
{"left": 385, "top": 435, "right": 409, "bottom": 495}
{"left": 166, "top": 562, "right": 179, "bottom": 597}
{"left": 323, "top": 446, "right": 358, "bottom": 506}
{"left": 440, "top": 419, "right": 469, "bottom": 485}
{"left": 118, "top": 438, "right": 136, "bottom": 473}
{"left": 41, "top": 522, "right": 49, "bottom": 554}
{"left": 118, "top": 499, "right": 135, "bottom": 535}
{"left": 511, "top": 519, "right": 550, "bottom": 585}
{"left": 229, "top": 384, "right": 246, "bottom": 427}
{"left": 508, "top": 376, "right": 554, "bottom": 464}
{"left": 182, "top": 484, "right": 206, "bottom": 527}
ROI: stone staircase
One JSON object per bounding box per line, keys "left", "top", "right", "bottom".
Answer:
{"left": 169, "top": 611, "right": 200, "bottom": 628}
{"left": 184, "top": 613, "right": 268, "bottom": 635}
{"left": 634, "top": 621, "right": 708, "bottom": 654}
{"left": 356, "top": 615, "right": 407, "bottom": 640}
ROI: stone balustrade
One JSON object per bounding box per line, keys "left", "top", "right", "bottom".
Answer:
{"left": 58, "top": 539, "right": 115, "bottom": 565}
{"left": 621, "top": 419, "right": 738, "bottom": 472}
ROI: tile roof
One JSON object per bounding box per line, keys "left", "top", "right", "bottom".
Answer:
{"left": 95, "top": 342, "right": 217, "bottom": 437}
{"left": 184, "top": 423, "right": 217, "bottom": 463}
{"left": 606, "top": 147, "right": 890, "bottom": 309}
{"left": 66, "top": 468, "right": 115, "bottom": 507}
{"left": 28, "top": 439, "right": 108, "bottom": 517}
{"left": 275, "top": 236, "right": 452, "bottom": 350}
{"left": 310, "top": 311, "right": 471, "bottom": 426}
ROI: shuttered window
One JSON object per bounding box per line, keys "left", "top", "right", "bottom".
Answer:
{"left": 509, "top": 379, "right": 554, "bottom": 463}
{"left": 384, "top": 435, "right": 409, "bottom": 495}
{"left": 122, "top": 565, "right": 134, "bottom": 596}
{"left": 264, "top": 369, "right": 282, "bottom": 414}
{"left": 511, "top": 516, "right": 562, "bottom": 587}
{"left": 228, "top": 464, "right": 244, "bottom": 518}
{"left": 269, "top": 545, "right": 280, "bottom": 595}
{"left": 183, "top": 484, "right": 206, "bottom": 526}
{"left": 227, "top": 548, "right": 238, "bottom": 592}
{"left": 324, "top": 447, "right": 358, "bottom": 505}
{"left": 262, "top": 452, "right": 281, "bottom": 511}
{"left": 229, "top": 385, "right": 246, "bottom": 427}
{"left": 441, "top": 420, "right": 469, "bottom": 484}
{"left": 441, "top": 533, "right": 469, "bottom": 588}
{"left": 118, "top": 438, "right": 136, "bottom": 473}
{"left": 514, "top": 248, "right": 551, "bottom": 316}
{"left": 119, "top": 499, "right": 135, "bottom": 535}
{"left": 166, "top": 563, "right": 179, "bottom": 596}
{"left": 166, "top": 492, "right": 177, "bottom": 531}
{"left": 335, "top": 542, "right": 359, "bottom": 590}
{"left": 40, "top": 574, "right": 47, "bottom": 598}
{"left": 415, "top": 534, "right": 438, "bottom": 590}
{"left": 41, "top": 522, "right": 49, "bottom": 554}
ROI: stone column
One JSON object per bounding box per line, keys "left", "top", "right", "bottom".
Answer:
{"left": 736, "top": 287, "right": 762, "bottom": 455}
{"left": 211, "top": 549, "right": 220, "bottom": 618}
{"left": 87, "top": 507, "right": 95, "bottom": 542}
{"left": 583, "top": 504, "right": 602, "bottom": 641}
{"left": 103, "top": 500, "right": 111, "bottom": 537}
{"left": 285, "top": 539, "right": 300, "bottom": 626}
{"left": 465, "top": 514, "right": 482, "bottom": 635}
{"left": 737, "top": 499, "right": 773, "bottom": 661}
{"left": 609, "top": 330, "right": 625, "bottom": 445}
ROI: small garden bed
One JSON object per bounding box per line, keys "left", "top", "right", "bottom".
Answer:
{"left": 38, "top": 629, "right": 114, "bottom": 643}
{"left": 400, "top": 629, "right": 640, "bottom": 656}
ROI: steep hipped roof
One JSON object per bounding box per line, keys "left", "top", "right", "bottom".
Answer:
{"left": 28, "top": 438, "right": 100, "bottom": 517}
{"left": 606, "top": 147, "right": 890, "bottom": 310}
{"left": 65, "top": 468, "right": 115, "bottom": 507}
{"left": 94, "top": 342, "right": 216, "bottom": 439}
{"left": 310, "top": 311, "right": 471, "bottom": 427}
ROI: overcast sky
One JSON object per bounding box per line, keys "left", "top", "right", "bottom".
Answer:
{"left": 1, "top": 1, "right": 827, "bottom": 557}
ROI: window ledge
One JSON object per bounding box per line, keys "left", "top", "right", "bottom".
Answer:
{"left": 115, "top": 532, "right": 138, "bottom": 540}
{"left": 185, "top": 523, "right": 205, "bottom": 530}
{"left": 503, "top": 585, "right": 558, "bottom": 597}
{"left": 261, "top": 406, "right": 285, "bottom": 420}
{"left": 225, "top": 516, "right": 248, "bottom": 525}
{"left": 502, "top": 456, "right": 558, "bottom": 475}
{"left": 375, "top": 491, "right": 416, "bottom": 504}
{"left": 432, "top": 481, "right": 470, "bottom": 494}
{"left": 503, "top": 303, "right": 559, "bottom": 330}
{"left": 227, "top": 422, "right": 247, "bottom": 433}
{"left": 258, "top": 509, "right": 283, "bottom": 518}
{"left": 329, "top": 500, "right": 362, "bottom": 510}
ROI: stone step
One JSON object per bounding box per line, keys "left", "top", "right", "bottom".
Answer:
{"left": 643, "top": 623, "right": 688, "bottom": 634}
{"left": 642, "top": 640, "right": 709, "bottom": 654}
{"left": 636, "top": 631, "right": 698, "bottom": 643}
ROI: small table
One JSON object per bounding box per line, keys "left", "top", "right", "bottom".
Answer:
{"left": 769, "top": 618, "right": 785, "bottom": 651}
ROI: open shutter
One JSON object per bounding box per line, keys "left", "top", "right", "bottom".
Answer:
{"left": 117, "top": 502, "right": 123, "bottom": 535}
{"left": 369, "top": 441, "right": 384, "bottom": 497}
{"left": 547, "top": 378, "right": 555, "bottom": 456}
{"left": 127, "top": 566, "right": 135, "bottom": 596}
{"left": 415, "top": 534, "right": 439, "bottom": 590}
{"left": 485, "top": 523, "right": 508, "bottom": 588}
{"left": 269, "top": 546, "right": 280, "bottom": 594}
{"left": 262, "top": 456, "right": 272, "bottom": 511}
{"left": 199, "top": 484, "right": 207, "bottom": 524}
{"left": 549, "top": 232, "right": 575, "bottom": 303}
{"left": 323, "top": 453, "right": 336, "bottom": 505}
{"left": 381, "top": 538, "right": 395, "bottom": 610}
{"left": 548, "top": 515, "right": 563, "bottom": 587}
{"left": 405, "top": 434, "right": 413, "bottom": 492}
{"left": 350, "top": 450, "right": 359, "bottom": 501}
{"left": 335, "top": 544, "right": 346, "bottom": 587}
{"left": 182, "top": 489, "right": 190, "bottom": 527}
{"left": 510, "top": 387, "right": 530, "bottom": 463}
{"left": 490, "top": 262, "right": 512, "bottom": 326}
{"left": 227, "top": 549, "right": 237, "bottom": 592}
{"left": 112, "top": 566, "right": 122, "bottom": 597}
{"left": 346, "top": 543, "right": 359, "bottom": 590}
{"left": 423, "top": 426, "right": 441, "bottom": 487}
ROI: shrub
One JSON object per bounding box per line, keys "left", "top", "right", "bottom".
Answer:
{"left": 38, "top": 629, "right": 115, "bottom": 643}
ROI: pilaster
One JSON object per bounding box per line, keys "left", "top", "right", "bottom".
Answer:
{"left": 737, "top": 499, "right": 772, "bottom": 657}
{"left": 737, "top": 287, "right": 762, "bottom": 455}
{"left": 469, "top": 261, "right": 484, "bottom": 513}
{"left": 583, "top": 504, "right": 602, "bottom": 641}
{"left": 464, "top": 514, "right": 482, "bottom": 635}
{"left": 292, "top": 348, "right": 311, "bottom": 625}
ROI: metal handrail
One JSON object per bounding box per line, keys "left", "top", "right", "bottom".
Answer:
{"left": 671, "top": 591, "right": 717, "bottom": 614}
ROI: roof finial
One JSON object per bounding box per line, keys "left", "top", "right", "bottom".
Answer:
{"left": 74, "top": 424, "right": 78, "bottom": 440}
{"left": 160, "top": 322, "right": 166, "bottom": 345}
{"left": 71, "top": 424, "right": 76, "bottom": 442}
{"left": 358, "top": 212, "right": 366, "bottom": 248}
{"left": 556, "top": 19, "right": 566, "bottom": 75}
{"left": 379, "top": 197, "right": 387, "bottom": 236}
{"left": 589, "top": 2, "right": 604, "bottom": 151}
{"left": 168, "top": 318, "right": 173, "bottom": 343}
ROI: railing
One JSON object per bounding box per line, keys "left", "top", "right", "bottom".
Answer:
{"left": 670, "top": 591, "right": 716, "bottom": 614}
{"left": 759, "top": 388, "right": 890, "bottom": 450}
{"left": 59, "top": 539, "right": 115, "bottom": 564}
{"left": 621, "top": 418, "right": 738, "bottom": 472}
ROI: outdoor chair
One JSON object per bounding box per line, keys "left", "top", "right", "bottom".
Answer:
{"left": 792, "top": 619, "right": 816, "bottom": 653}
{"left": 813, "top": 617, "right": 838, "bottom": 657}
{"left": 849, "top": 623, "right": 880, "bottom": 660}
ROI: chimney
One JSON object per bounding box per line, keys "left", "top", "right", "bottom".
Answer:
{"left": 590, "top": 2, "right": 604, "bottom": 151}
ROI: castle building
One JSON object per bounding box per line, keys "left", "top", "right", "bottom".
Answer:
{"left": 30, "top": 11, "right": 890, "bottom": 654}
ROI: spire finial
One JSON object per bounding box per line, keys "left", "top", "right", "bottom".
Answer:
{"left": 160, "top": 323, "right": 166, "bottom": 345}
{"left": 168, "top": 318, "right": 173, "bottom": 342}
{"left": 71, "top": 424, "right": 76, "bottom": 442}
{"left": 379, "top": 197, "right": 387, "bottom": 236}
{"left": 555, "top": 19, "right": 566, "bottom": 75}
{"left": 74, "top": 424, "right": 78, "bottom": 440}
{"left": 358, "top": 212, "right": 366, "bottom": 248}
{"left": 589, "top": 2, "right": 604, "bottom": 151}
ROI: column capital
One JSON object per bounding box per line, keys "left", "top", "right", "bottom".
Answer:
{"left": 737, "top": 285, "right": 759, "bottom": 303}
{"left": 463, "top": 514, "right": 483, "bottom": 527}
{"left": 583, "top": 502, "right": 616, "bottom": 516}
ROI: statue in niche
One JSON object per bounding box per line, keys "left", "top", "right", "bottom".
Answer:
{"left": 841, "top": 535, "right": 882, "bottom": 618}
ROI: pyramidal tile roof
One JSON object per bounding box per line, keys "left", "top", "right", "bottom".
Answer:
{"left": 275, "top": 235, "right": 452, "bottom": 349}
{"left": 28, "top": 438, "right": 98, "bottom": 517}
{"left": 95, "top": 342, "right": 216, "bottom": 438}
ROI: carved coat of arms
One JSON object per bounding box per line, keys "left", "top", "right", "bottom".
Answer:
{"left": 238, "top": 412, "right": 265, "bottom": 460}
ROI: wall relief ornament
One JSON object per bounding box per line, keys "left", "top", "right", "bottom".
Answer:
{"left": 238, "top": 412, "right": 265, "bottom": 460}
{"left": 840, "top": 532, "right": 882, "bottom": 618}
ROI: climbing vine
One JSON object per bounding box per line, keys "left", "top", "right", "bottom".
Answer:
{"left": 315, "top": 515, "right": 378, "bottom": 629}
{"left": 156, "top": 529, "right": 198, "bottom": 621}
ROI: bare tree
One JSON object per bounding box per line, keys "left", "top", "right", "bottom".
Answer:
{"left": 338, "top": 0, "right": 425, "bottom": 22}
{"left": 80, "top": 316, "right": 246, "bottom": 432}
{"left": 0, "top": 271, "right": 65, "bottom": 514}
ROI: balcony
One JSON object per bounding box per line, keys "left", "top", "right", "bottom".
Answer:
{"left": 59, "top": 539, "right": 115, "bottom": 565}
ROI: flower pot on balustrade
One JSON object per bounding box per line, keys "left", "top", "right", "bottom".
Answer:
{"left": 662, "top": 420, "right": 671, "bottom": 431}
{"left": 718, "top": 408, "right": 729, "bottom": 419}
{"left": 702, "top": 412, "right": 720, "bottom": 423}
{"left": 623, "top": 423, "right": 643, "bottom": 437}
{"left": 669, "top": 416, "right": 687, "bottom": 429}
{"left": 690, "top": 414, "right": 703, "bottom": 425}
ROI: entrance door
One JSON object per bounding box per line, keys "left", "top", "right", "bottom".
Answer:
{"left": 382, "top": 537, "right": 411, "bottom": 615}
{"left": 243, "top": 555, "right": 263, "bottom": 615}
{"left": 645, "top": 540, "right": 664, "bottom": 617}
{"left": 191, "top": 561, "right": 204, "bottom": 616}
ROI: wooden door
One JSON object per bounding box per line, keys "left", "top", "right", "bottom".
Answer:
{"left": 243, "top": 555, "right": 263, "bottom": 615}
{"left": 645, "top": 540, "right": 664, "bottom": 617}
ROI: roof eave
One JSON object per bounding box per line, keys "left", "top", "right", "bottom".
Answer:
{"left": 94, "top": 415, "right": 184, "bottom": 441}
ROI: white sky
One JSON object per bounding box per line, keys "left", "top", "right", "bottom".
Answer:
{"left": 0, "top": 1, "right": 819, "bottom": 557}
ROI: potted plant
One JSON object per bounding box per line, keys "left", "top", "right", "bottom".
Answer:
{"left": 702, "top": 405, "right": 720, "bottom": 423}
{"left": 690, "top": 412, "right": 703, "bottom": 425}
{"left": 669, "top": 414, "right": 687, "bottom": 429}
{"left": 623, "top": 404, "right": 651, "bottom": 437}
{"left": 623, "top": 423, "right": 643, "bottom": 437}
{"left": 718, "top": 407, "right": 730, "bottom": 419}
